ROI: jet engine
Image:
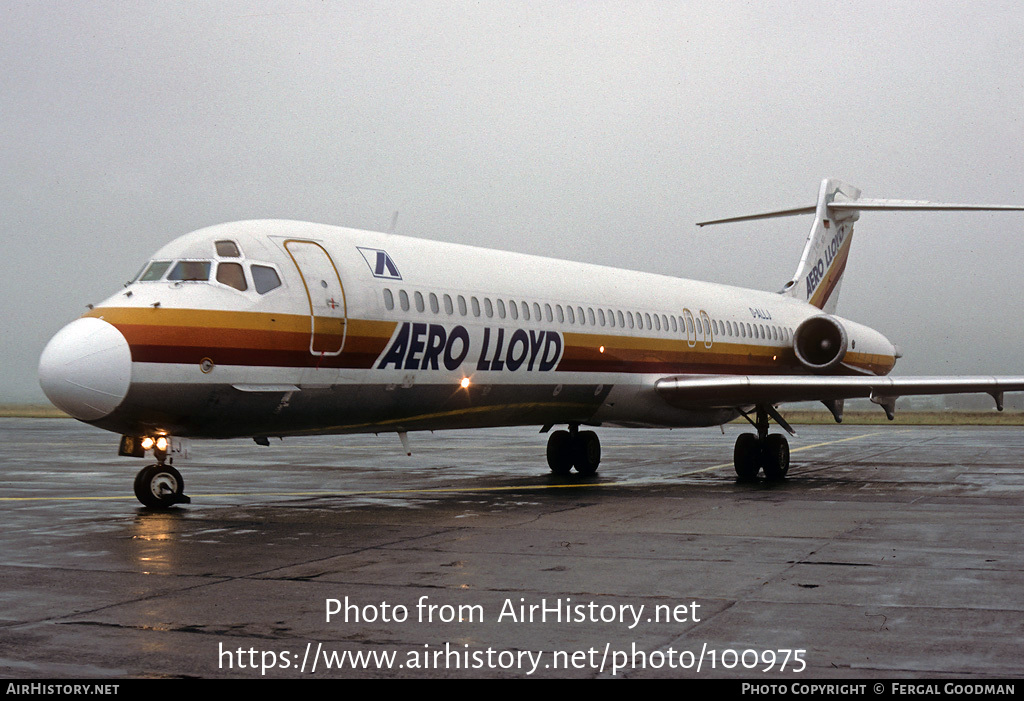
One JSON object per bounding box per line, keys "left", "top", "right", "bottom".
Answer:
{"left": 793, "top": 315, "right": 848, "bottom": 372}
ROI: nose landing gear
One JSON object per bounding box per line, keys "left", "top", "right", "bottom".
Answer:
{"left": 122, "top": 435, "right": 192, "bottom": 508}
{"left": 134, "top": 463, "right": 190, "bottom": 508}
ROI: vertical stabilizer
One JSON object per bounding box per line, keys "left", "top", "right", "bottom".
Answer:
{"left": 779, "top": 179, "right": 860, "bottom": 314}
{"left": 696, "top": 179, "right": 1024, "bottom": 314}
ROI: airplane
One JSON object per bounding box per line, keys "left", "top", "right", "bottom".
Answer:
{"left": 38, "top": 178, "right": 1024, "bottom": 508}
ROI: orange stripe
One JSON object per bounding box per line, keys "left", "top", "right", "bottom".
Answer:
{"left": 85, "top": 306, "right": 895, "bottom": 376}
{"left": 809, "top": 231, "right": 854, "bottom": 309}
{"left": 85, "top": 307, "right": 395, "bottom": 338}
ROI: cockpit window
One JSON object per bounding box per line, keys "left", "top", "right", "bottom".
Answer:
{"left": 140, "top": 261, "right": 173, "bottom": 281}
{"left": 216, "top": 262, "right": 247, "bottom": 291}
{"left": 215, "top": 240, "right": 241, "bottom": 257}
{"left": 167, "top": 260, "right": 212, "bottom": 281}
{"left": 251, "top": 265, "right": 282, "bottom": 294}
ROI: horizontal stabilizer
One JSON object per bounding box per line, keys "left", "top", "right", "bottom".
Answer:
{"left": 697, "top": 179, "right": 1024, "bottom": 315}
{"left": 696, "top": 206, "right": 816, "bottom": 227}
{"left": 697, "top": 196, "right": 1024, "bottom": 226}
{"left": 830, "top": 199, "right": 1024, "bottom": 213}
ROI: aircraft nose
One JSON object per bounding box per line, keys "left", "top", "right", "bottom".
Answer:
{"left": 39, "top": 317, "right": 132, "bottom": 421}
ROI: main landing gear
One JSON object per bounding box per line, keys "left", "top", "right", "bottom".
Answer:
{"left": 130, "top": 437, "right": 191, "bottom": 509}
{"left": 734, "top": 405, "right": 791, "bottom": 482}
{"left": 546, "top": 424, "right": 601, "bottom": 476}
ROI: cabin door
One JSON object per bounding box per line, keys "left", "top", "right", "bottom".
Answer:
{"left": 284, "top": 240, "right": 347, "bottom": 357}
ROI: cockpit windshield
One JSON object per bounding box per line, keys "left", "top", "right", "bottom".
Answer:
{"left": 167, "top": 260, "right": 212, "bottom": 281}
{"left": 133, "top": 255, "right": 280, "bottom": 295}
{"left": 139, "top": 261, "right": 173, "bottom": 281}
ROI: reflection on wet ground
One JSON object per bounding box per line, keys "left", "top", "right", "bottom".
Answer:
{"left": 2, "top": 419, "right": 1023, "bottom": 678}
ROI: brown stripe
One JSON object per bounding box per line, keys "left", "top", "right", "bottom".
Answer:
{"left": 809, "top": 232, "right": 853, "bottom": 309}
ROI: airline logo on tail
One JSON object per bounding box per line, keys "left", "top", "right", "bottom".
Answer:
{"left": 805, "top": 223, "right": 851, "bottom": 305}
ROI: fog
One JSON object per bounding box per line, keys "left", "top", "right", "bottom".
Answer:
{"left": 4, "top": 1, "right": 1022, "bottom": 402}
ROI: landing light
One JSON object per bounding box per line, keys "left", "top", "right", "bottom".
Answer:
{"left": 599, "top": 346, "right": 605, "bottom": 353}
{"left": 460, "top": 377, "right": 471, "bottom": 389}
{"left": 155, "top": 436, "right": 169, "bottom": 451}
{"left": 141, "top": 436, "right": 154, "bottom": 450}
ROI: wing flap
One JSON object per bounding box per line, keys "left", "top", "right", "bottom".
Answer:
{"left": 655, "top": 375, "right": 1024, "bottom": 410}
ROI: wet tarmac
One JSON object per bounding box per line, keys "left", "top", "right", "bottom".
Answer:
{"left": 2, "top": 418, "right": 1022, "bottom": 679}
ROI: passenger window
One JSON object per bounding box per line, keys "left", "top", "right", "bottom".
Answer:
{"left": 399, "top": 289, "right": 410, "bottom": 311}
{"left": 215, "top": 240, "right": 240, "bottom": 257}
{"left": 471, "top": 297, "right": 481, "bottom": 317}
{"left": 497, "top": 299, "right": 506, "bottom": 319}
{"left": 567, "top": 306, "right": 575, "bottom": 324}
{"left": 618, "top": 310, "right": 625, "bottom": 328}
{"left": 598, "top": 309, "right": 606, "bottom": 326}
{"left": 556, "top": 305, "right": 565, "bottom": 323}
{"left": 414, "top": 291, "right": 425, "bottom": 313}
{"left": 545, "top": 303, "right": 553, "bottom": 322}
{"left": 216, "top": 262, "right": 247, "bottom": 291}
{"left": 521, "top": 301, "right": 529, "bottom": 320}
{"left": 654, "top": 314, "right": 661, "bottom": 331}
{"left": 140, "top": 260, "right": 172, "bottom": 281}
{"left": 577, "top": 307, "right": 585, "bottom": 325}
{"left": 510, "top": 301, "right": 519, "bottom": 320}
{"left": 458, "top": 295, "right": 467, "bottom": 316}
{"left": 533, "top": 302, "right": 541, "bottom": 321}
{"left": 444, "top": 294, "right": 454, "bottom": 315}
{"left": 485, "top": 298, "right": 494, "bottom": 318}
{"left": 627, "top": 311, "right": 634, "bottom": 329}
{"left": 383, "top": 288, "right": 395, "bottom": 310}
{"left": 251, "top": 265, "right": 281, "bottom": 294}
{"left": 168, "top": 260, "right": 211, "bottom": 281}
{"left": 429, "top": 293, "right": 440, "bottom": 314}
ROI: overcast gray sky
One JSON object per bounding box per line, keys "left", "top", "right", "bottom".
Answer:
{"left": 3, "top": 0, "right": 1023, "bottom": 402}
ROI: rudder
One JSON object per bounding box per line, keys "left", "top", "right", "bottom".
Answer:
{"left": 779, "top": 179, "right": 861, "bottom": 314}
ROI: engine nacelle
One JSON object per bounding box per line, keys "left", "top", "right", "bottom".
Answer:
{"left": 793, "top": 315, "right": 848, "bottom": 372}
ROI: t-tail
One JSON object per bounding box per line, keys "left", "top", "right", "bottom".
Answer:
{"left": 697, "top": 178, "right": 1024, "bottom": 314}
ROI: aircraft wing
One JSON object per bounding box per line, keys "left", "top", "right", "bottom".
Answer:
{"left": 655, "top": 375, "right": 1024, "bottom": 415}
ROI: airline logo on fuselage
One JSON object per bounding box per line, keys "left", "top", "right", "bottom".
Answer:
{"left": 358, "top": 247, "right": 402, "bottom": 280}
{"left": 805, "top": 224, "right": 847, "bottom": 298}
{"left": 377, "top": 322, "right": 563, "bottom": 372}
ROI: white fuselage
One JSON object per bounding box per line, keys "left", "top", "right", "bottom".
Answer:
{"left": 40, "top": 220, "right": 898, "bottom": 439}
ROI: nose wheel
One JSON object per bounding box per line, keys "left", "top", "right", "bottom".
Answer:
{"left": 134, "top": 463, "right": 191, "bottom": 508}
